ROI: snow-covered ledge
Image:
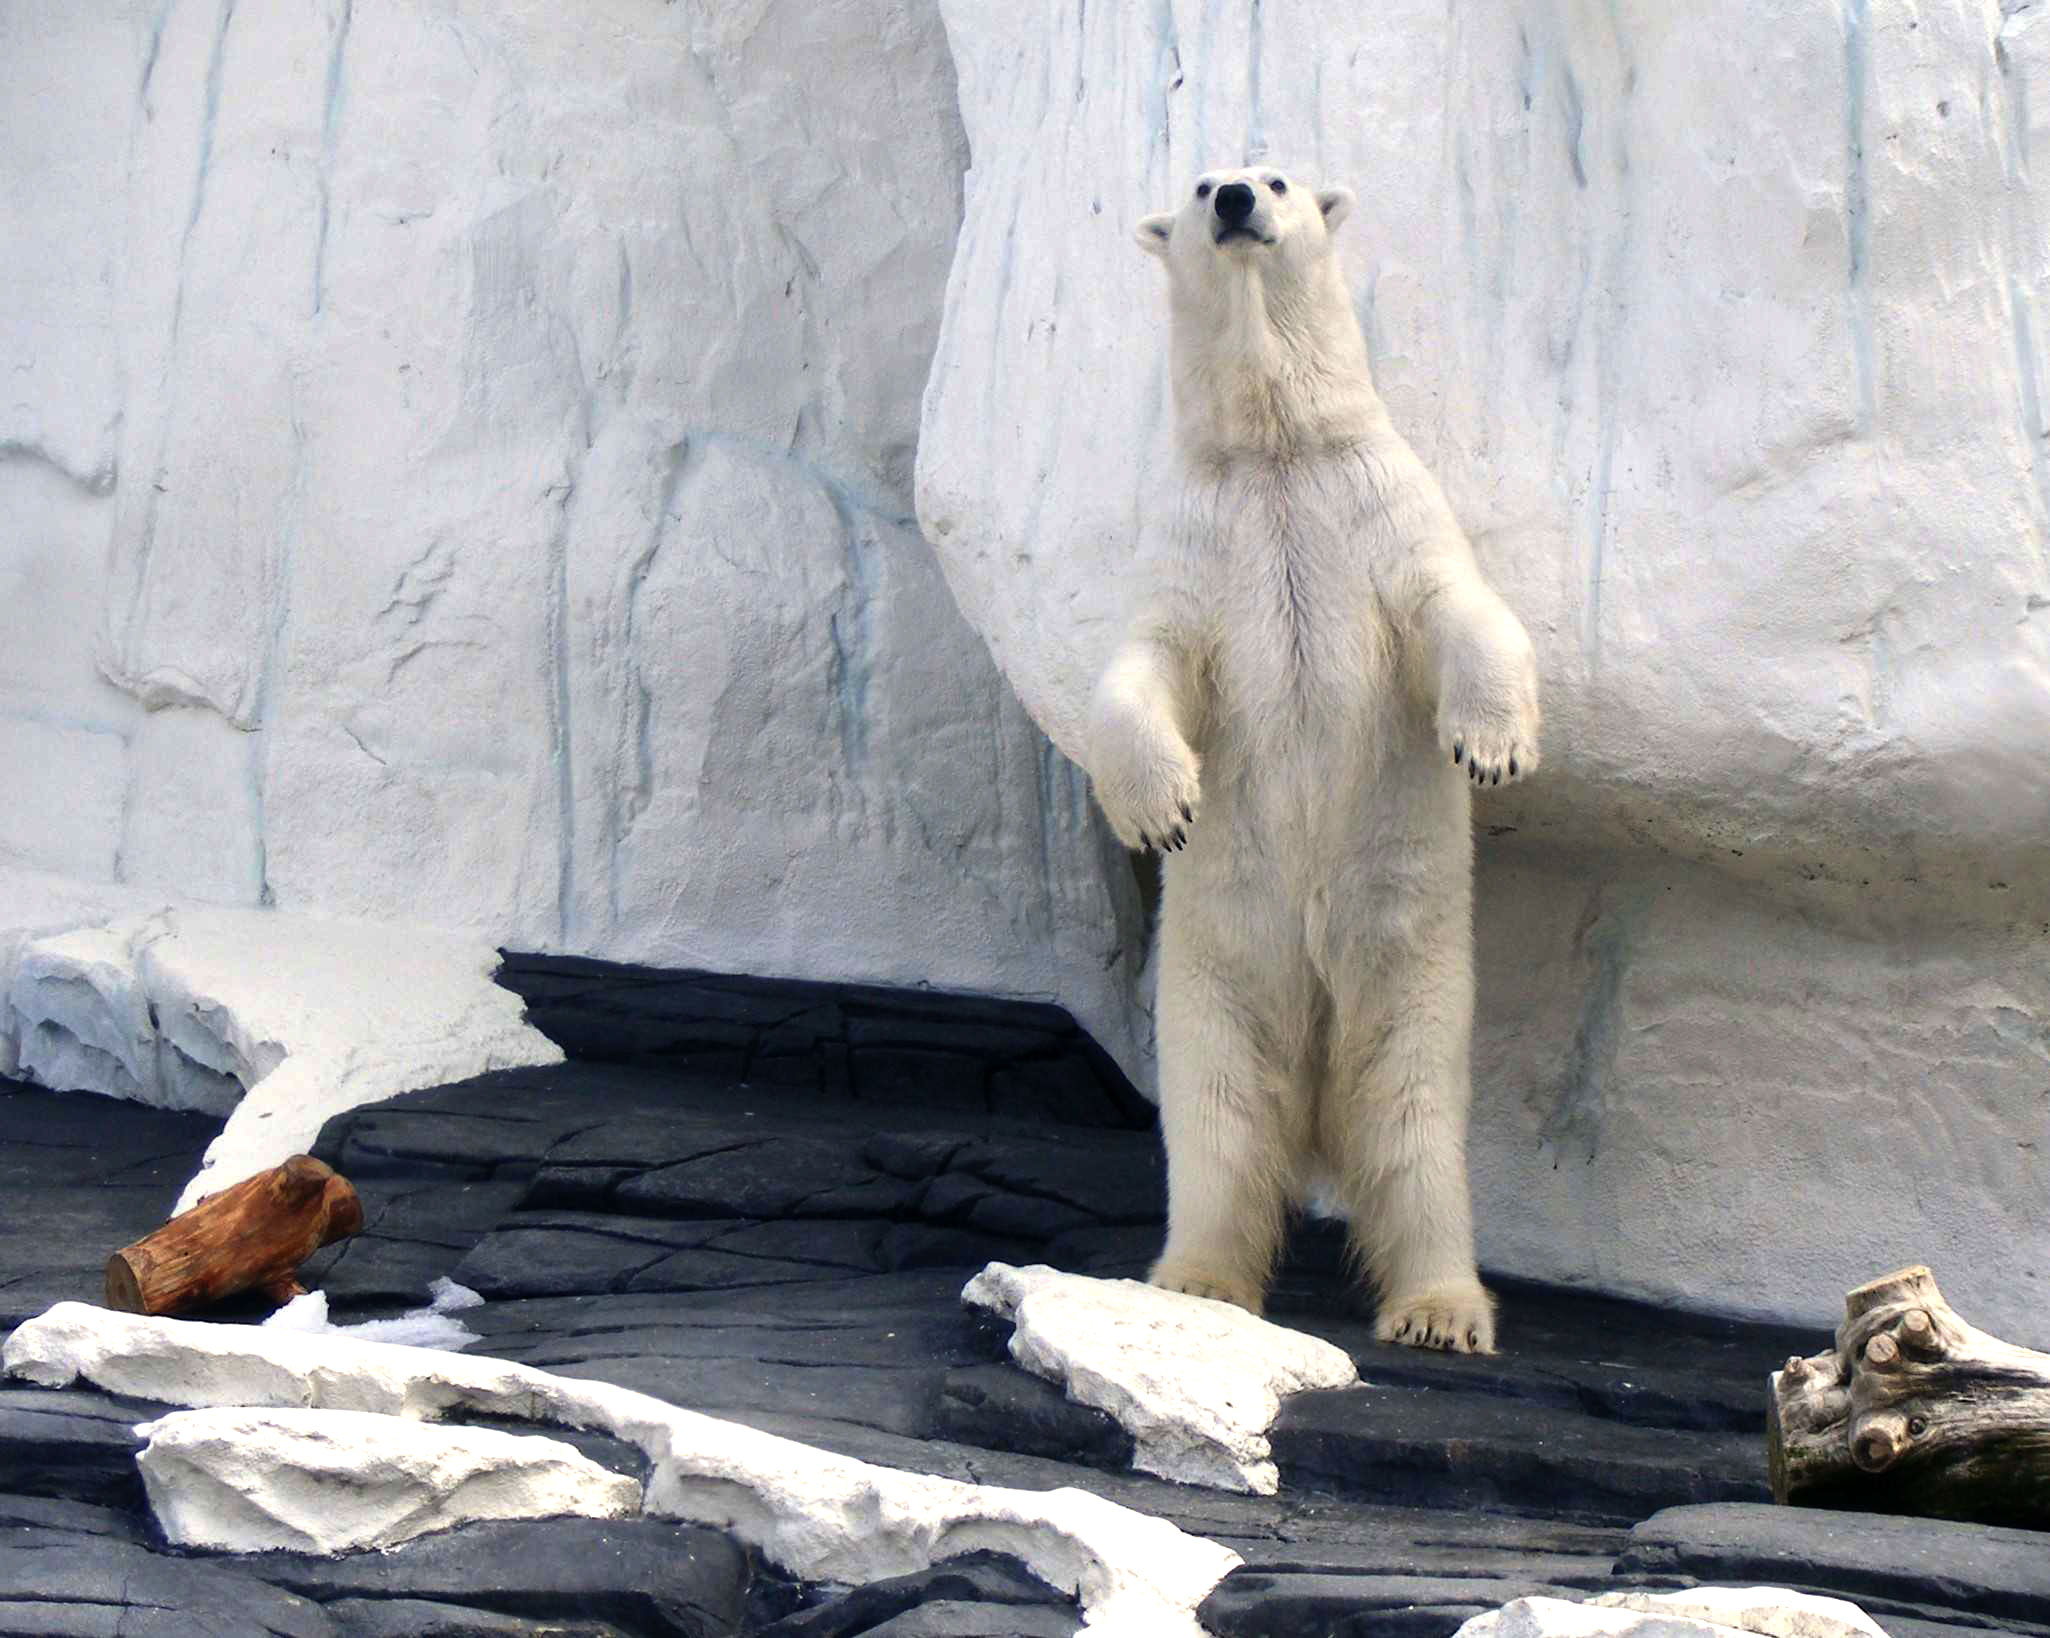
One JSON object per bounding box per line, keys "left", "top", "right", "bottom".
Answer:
{"left": 963, "top": 1262, "right": 1359, "bottom": 1494}
{"left": 137, "top": 1406, "right": 639, "bottom": 1553}
{"left": 4, "top": 1303, "right": 1239, "bottom": 1636}
{"left": 0, "top": 868, "right": 562, "bottom": 1211}
{"left": 1455, "top": 1588, "right": 1890, "bottom": 1638}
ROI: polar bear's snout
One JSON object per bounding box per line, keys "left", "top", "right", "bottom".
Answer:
{"left": 1212, "top": 181, "right": 1259, "bottom": 242}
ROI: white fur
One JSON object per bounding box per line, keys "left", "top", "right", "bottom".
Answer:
{"left": 1090, "top": 167, "right": 1542, "bottom": 1353}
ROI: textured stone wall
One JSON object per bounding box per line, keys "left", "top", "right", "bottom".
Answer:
{"left": 6, "top": 0, "right": 2048, "bottom": 1332}
{"left": 0, "top": 1, "right": 1141, "bottom": 1068}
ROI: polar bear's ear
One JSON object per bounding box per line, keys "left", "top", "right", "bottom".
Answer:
{"left": 1135, "top": 213, "right": 1174, "bottom": 258}
{"left": 1316, "top": 187, "right": 1356, "bottom": 232}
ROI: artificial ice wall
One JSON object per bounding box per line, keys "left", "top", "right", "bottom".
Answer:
{"left": 3, "top": 0, "right": 2046, "bottom": 1334}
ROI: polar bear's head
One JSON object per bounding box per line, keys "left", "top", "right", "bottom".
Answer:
{"left": 1135, "top": 167, "right": 1355, "bottom": 286}
{"left": 1135, "top": 169, "right": 1378, "bottom": 455}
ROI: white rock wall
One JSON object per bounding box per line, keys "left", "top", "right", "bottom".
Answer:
{"left": 919, "top": 1, "right": 2050, "bottom": 1336}
{"left": 8, "top": 0, "right": 2048, "bottom": 1335}
{"left": 0, "top": 0, "right": 1143, "bottom": 1073}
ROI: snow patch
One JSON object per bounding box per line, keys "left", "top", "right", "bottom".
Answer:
{"left": 962, "top": 1262, "right": 1359, "bottom": 1494}
{"left": 1456, "top": 1590, "right": 1891, "bottom": 1638}
{"left": 1585, "top": 1589, "right": 1890, "bottom": 1638}
{"left": 6, "top": 1302, "right": 1240, "bottom": 1635}
{"left": 0, "top": 870, "right": 562, "bottom": 1211}
{"left": 261, "top": 1277, "right": 484, "bottom": 1352}
{"left": 136, "top": 1405, "right": 640, "bottom": 1553}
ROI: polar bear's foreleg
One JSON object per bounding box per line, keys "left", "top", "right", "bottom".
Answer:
{"left": 1421, "top": 574, "right": 1541, "bottom": 789}
{"left": 1086, "top": 637, "right": 1204, "bottom": 852}
{"left": 1148, "top": 903, "right": 1312, "bottom": 1315}
{"left": 1322, "top": 937, "right": 1496, "bottom": 1353}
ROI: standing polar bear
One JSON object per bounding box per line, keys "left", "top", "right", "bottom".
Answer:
{"left": 1086, "top": 168, "right": 1540, "bottom": 1353}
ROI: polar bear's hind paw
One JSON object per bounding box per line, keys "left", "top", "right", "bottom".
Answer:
{"left": 1376, "top": 1283, "right": 1497, "bottom": 1354}
{"left": 1149, "top": 1257, "right": 1264, "bottom": 1315}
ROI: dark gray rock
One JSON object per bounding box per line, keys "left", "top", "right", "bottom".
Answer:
{"left": 0, "top": 1534, "right": 335, "bottom": 1637}
{"left": 0, "top": 1085, "right": 217, "bottom": 1331}
{"left": 0, "top": 1386, "right": 175, "bottom": 1512}
{"left": 860, "top": 1607, "right": 1079, "bottom": 1636}
{"left": 933, "top": 1364, "right": 1134, "bottom": 1469}
{"left": 0, "top": 1491, "right": 147, "bottom": 1543}
{"left": 756, "top": 1551, "right": 1079, "bottom": 1636}
{"left": 452, "top": 1212, "right": 730, "bottom": 1299}
{"left": 321, "top": 1599, "right": 632, "bottom": 1637}
{"left": 1270, "top": 1380, "right": 1768, "bottom": 1524}
{"left": 302, "top": 1179, "right": 528, "bottom": 1307}
{"left": 1199, "top": 1572, "right": 1594, "bottom": 1638}
{"left": 493, "top": 953, "right": 1154, "bottom": 1130}
{"left": 9, "top": 1021, "right": 2039, "bottom": 1638}
{"left": 215, "top": 1515, "right": 750, "bottom": 1637}
{"left": 1621, "top": 1502, "right": 2050, "bottom": 1628}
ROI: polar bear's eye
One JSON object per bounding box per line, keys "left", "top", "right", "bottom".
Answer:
{"left": 1268, "top": 178, "right": 1288, "bottom": 194}
{"left": 1195, "top": 181, "right": 1212, "bottom": 199}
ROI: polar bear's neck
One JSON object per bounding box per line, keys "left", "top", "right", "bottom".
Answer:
{"left": 1168, "top": 256, "right": 1387, "bottom": 465}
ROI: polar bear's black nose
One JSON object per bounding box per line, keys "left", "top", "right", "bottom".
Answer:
{"left": 1214, "top": 182, "right": 1256, "bottom": 225}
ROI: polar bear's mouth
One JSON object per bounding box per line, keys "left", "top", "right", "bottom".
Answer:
{"left": 1214, "top": 224, "right": 1275, "bottom": 247}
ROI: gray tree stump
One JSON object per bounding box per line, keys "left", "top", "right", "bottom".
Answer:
{"left": 1768, "top": 1265, "right": 2050, "bottom": 1528}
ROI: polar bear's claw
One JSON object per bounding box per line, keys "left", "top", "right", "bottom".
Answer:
{"left": 1445, "top": 726, "right": 1536, "bottom": 791}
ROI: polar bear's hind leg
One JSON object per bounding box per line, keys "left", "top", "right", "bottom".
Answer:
{"left": 1147, "top": 904, "right": 1314, "bottom": 1316}
{"left": 1321, "top": 934, "right": 1496, "bottom": 1354}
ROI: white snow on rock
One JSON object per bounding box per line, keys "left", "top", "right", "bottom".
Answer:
{"left": 0, "top": 868, "right": 172, "bottom": 1081}
{"left": 1455, "top": 1589, "right": 1891, "bottom": 1638}
{"left": 1586, "top": 1588, "right": 1890, "bottom": 1638}
{"left": 962, "top": 1262, "right": 1358, "bottom": 1494}
{"left": 0, "top": 2, "right": 1143, "bottom": 1084}
{"left": 918, "top": 0, "right": 2050, "bottom": 1341}
{"left": 261, "top": 1278, "right": 483, "bottom": 1353}
{"left": 6, "top": 1302, "right": 1240, "bottom": 1635}
{"left": 135, "top": 1405, "right": 640, "bottom": 1554}
{"left": 1455, "top": 1599, "right": 1746, "bottom": 1638}
{"left": 0, "top": 883, "right": 562, "bottom": 1211}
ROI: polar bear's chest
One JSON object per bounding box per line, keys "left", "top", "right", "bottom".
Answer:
{"left": 1189, "top": 470, "right": 1397, "bottom": 737}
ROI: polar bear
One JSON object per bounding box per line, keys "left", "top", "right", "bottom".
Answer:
{"left": 1085, "top": 167, "right": 1541, "bottom": 1353}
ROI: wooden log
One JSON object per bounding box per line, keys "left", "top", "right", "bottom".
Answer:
{"left": 104, "top": 1156, "right": 363, "bottom": 1316}
{"left": 1767, "top": 1265, "right": 2050, "bottom": 1529}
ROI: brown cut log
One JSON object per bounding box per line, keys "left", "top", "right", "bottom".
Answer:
{"left": 104, "top": 1156, "right": 363, "bottom": 1316}
{"left": 1767, "top": 1265, "right": 2050, "bottom": 1529}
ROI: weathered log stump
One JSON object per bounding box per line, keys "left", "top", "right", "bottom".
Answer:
{"left": 104, "top": 1155, "right": 363, "bottom": 1316}
{"left": 1768, "top": 1265, "right": 2050, "bottom": 1528}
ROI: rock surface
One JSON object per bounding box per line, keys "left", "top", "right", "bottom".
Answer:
{"left": 1619, "top": 1503, "right": 2050, "bottom": 1631}
{"left": 963, "top": 1261, "right": 1357, "bottom": 1494}
{"left": 916, "top": 0, "right": 2050, "bottom": 1340}
{"left": 136, "top": 1405, "right": 641, "bottom": 1553}
{"left": 6, "top": 1297, "right": 1243, "bottom": 1637}
{"left": 0, "top": 1, "right": 1142, "bottom": 1093}
{"left": 3, "top": 1065, "right": 2030, "bottom": 1637}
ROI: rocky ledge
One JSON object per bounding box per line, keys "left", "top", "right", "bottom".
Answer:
{"left": 3, "top": 964, "right": 2046, "bottom": 1637}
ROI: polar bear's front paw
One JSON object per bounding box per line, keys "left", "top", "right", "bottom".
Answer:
{"left": 1376, "top": 1282, "right": 1497, "bottom": 1354}
{"left": 1150, "top": 1255, "right": 1264, "bottom": 1315}
{"left": 1441, "top": 705, "right": 1539, "bottom": 789}
{"left": 1448, "top": 728, "right": 1536, "bottom": 788}
{"left": 1092, "top": 737, "right": 1202, "bottom": 854}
